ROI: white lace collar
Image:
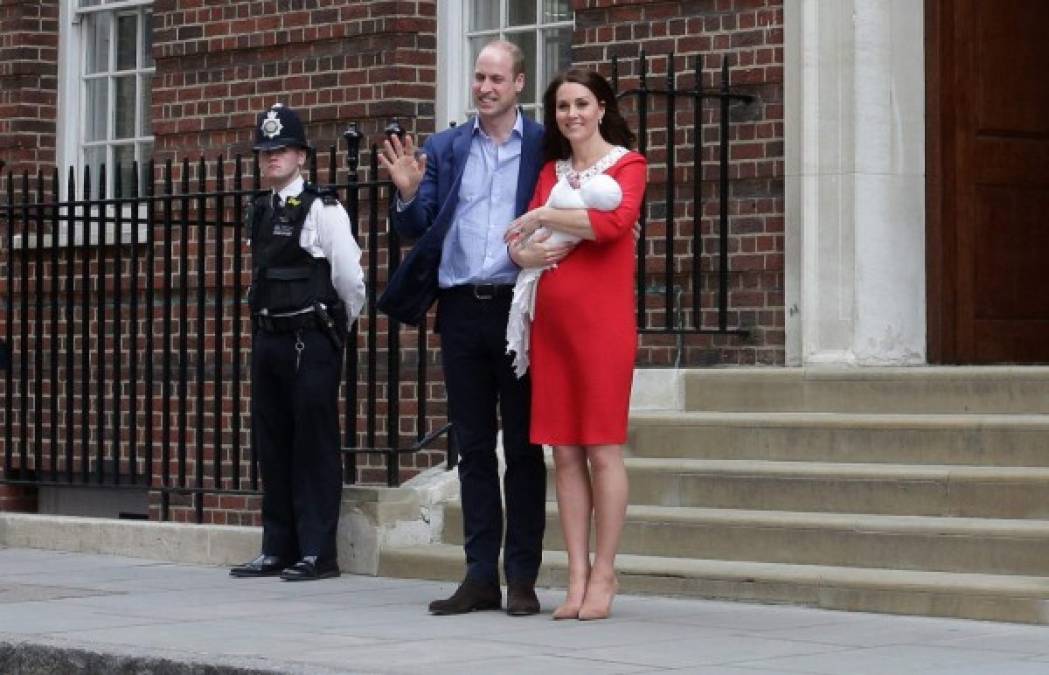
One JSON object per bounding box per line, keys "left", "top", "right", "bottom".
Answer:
{"left": 556, "top": 146, "right": 629, "bottom": 187}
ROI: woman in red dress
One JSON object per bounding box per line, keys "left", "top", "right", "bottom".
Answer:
{"left": 506, "top": 69, "right": 647, "bottom": 621}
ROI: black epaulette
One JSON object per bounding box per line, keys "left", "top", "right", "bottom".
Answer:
{"left": 303, "top": 183, "right": 341, "bottom": 207}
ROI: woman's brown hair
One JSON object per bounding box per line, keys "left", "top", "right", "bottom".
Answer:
{"left": 542, "top": 68, "right": 636, "bottom": 163}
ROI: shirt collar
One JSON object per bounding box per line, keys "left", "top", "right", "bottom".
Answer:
{"left": 274, "top": 175, "right": 304, "bottom": 201}
{"left": 473, "top": 108, "right": 524, "bottom": 141}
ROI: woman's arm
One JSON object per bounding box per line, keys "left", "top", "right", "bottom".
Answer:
{"left": 504, "top": 154, "right": 648, "bottom": 244}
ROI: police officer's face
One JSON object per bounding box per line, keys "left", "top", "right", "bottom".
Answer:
{"left": 261, "top": 147, "right": 306, "bottom": 187}
{"left": 471, "top": 46, "right": 524, "bottom": 121}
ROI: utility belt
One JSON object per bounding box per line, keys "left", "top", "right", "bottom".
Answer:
{"left": 253, "top": 302, "right": 346, "bottom": 351}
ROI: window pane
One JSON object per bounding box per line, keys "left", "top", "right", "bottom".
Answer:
{"left": 84, "top": 12, "right": 112, "bottom": 74}
{"left": 505, "top": 32, "right": 536, "bottom": 105}
{"left": 85, "top": 79, "right": 108, "bottom": 141}
{"left": 114, "top": 144, "right": 135, "bottom": 197}
{"left": 116, "top": 13, "right": 137, "bottom": 70}
{"left": 543, "top": 0, "right": 571, "bottom": 23}
{"left": 142, "top": 11, "right": 154, "bottom": 67}
{"left": 114, "top": 75, "right": 136, "bottom": 138}
{"left": 140, "top": 74, "right": 152, "bottom": 136}
{"left": 79, "top": 0, "right": 101, "bottom": 7}
{"left": 84, "top": 146, "right": 107, "bottom": 198}
{"left": 543, "top": 26, "right": 573, "bottom": 87}
{"left": 508, "top": 0, "right": 536, "bottom": 26}
{"left": 468, "top": 0, "right": 498, "bottom": 31}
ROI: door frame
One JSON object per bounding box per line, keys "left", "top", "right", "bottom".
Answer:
{"left": 925, "top": 0, "right": 953, "bottom": 364}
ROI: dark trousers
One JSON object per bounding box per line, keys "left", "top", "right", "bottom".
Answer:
{"left": 437, "top": 289, "right": 547, "bottom": 585}
{"left": 252, "top": 327, "right": 343, "bottom": 563}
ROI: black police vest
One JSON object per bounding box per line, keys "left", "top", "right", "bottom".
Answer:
{"left": 248, "top": 186, "right": 341, "bottom": 315}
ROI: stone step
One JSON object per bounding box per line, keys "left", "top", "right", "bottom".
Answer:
{"left": 379, "top": 543, "right": 1049, "bottom": 624}
{"left": 443, "top": 503, "right": 1049, "bottom": 576}
{"left": 682, "top": 367, "right": 1049, "bottom": 414}
{"left": 628, "top": 411, "right": 1049, "bottom": 466}
{"left": 610, "top": 458, "right": 1049, "bottom": 518}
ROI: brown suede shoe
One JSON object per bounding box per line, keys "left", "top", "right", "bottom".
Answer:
{"left": 428, "top": 578, "right": 501, "bottom": 615}
{"left": 506, "top": 581, "right": 540, "bottom": 616}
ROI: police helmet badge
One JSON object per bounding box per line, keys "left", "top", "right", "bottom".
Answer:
{"left": 253, "top": 103, "right": 310, "bottom": 151}
{"left": 260, "top": 111, "right": 284, "bottom": 139}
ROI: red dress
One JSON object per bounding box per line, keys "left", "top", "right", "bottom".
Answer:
{"left": 528, "top": 151, "right": 648, "bottom": 446}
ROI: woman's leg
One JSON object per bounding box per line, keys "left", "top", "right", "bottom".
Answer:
{"left": 552, "top": 444, "right": 592, "bottom": 619}
{"left": 580, "top": 443, "right": 628, "bottom": 620}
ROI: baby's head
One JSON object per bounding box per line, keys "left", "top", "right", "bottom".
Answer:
{"left": 580, "top": 174, "right": 623, "bottom": 211}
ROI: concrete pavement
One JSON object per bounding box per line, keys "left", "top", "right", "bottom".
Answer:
{"left": 3, "top": 547, "right": 1049, "bottom": 674}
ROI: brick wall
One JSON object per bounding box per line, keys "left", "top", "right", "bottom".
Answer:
{"left": 573, "top": 0, "right": 785, "bottom": 366}
{"left": 0, "top": 484, "right": 37, "bottom": 513}
{"left": 0, "top": 0, "right": 785, "bottom": 524}
{"left": 0, "top": 0, "right": 59, "bottom": 177}
{"left": 150, "top": 0, "right": 437, "bottom": 171}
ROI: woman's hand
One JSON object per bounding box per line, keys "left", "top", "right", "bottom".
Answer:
{"left": 509, "top": 229, "right": 576, "bottom": 269}
{"left": 504, "top": 207, "right": 547, "bottom": 244}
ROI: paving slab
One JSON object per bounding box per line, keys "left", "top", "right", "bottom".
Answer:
{"left": 3, "top": 546, "right": 1049, "bottom": 674}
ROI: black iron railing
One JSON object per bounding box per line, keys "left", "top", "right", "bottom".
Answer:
{"left": 0, "top": 135, "right": 452, "bottom": 521}
{"left": 613, "top": 52, "right": 752, "bottom": 349}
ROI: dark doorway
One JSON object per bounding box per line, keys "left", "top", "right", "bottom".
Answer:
{"left": 927, "top": 0, "right": 1049, "bottom": 363}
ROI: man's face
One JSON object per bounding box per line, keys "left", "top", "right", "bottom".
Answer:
{"left": 471, "top": 45, "right": 524, "bottom": 121}
{"left": 261, "top": 147, "right": 306, "bottom": 187}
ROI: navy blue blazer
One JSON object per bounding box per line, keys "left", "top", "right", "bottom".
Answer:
{"left": 377, "top": 115, "right": 545, "bottom": 326}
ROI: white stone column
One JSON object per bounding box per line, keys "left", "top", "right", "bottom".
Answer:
{"left": 784, "top": 0, "right": 926, "bottom": 366}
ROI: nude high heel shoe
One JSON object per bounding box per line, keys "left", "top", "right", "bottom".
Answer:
{"left": 578, "top": 573, "right": 617, "bottom": 621}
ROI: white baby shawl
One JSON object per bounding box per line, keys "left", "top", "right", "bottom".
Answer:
{"left": 506, "top": 148, "right": 626, "bottom": 377}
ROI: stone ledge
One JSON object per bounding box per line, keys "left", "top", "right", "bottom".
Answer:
{"left": 0, "top": 464, "right": 460, "bottom": 576}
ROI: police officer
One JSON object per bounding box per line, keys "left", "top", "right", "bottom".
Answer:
{"left": 230, "top": 104, "right": 366, "bottom": 581}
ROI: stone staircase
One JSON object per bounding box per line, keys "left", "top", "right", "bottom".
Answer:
{"left": 379, "top": 367, "right": 1049, "bottom": 623}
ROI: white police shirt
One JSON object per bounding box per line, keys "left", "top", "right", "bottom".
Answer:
{"left": 272, "top": 175, "right": 366, "bottom": 328}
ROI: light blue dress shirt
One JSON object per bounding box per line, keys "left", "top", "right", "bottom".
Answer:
{"left": 437, "top": 113, "right": 524, "bottom": 288}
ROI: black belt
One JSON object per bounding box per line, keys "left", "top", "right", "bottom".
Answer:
{"left": 440, "top": 284, "right": 514, "bottom": 301}
{"left": 254, "top": 312, "right": 321, "bottom": 333}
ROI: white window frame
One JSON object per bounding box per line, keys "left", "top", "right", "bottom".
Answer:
{"left": 58, "top": 0, "right": 154, "bottom": 198}
{"left": 436, "top": 0, "right": 573, "bottom": 128}
{"left": 50, "top": 0, "right": 154, "bottom": 247}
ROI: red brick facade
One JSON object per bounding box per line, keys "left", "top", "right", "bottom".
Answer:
{"left": 0, "top": 0, "right": 59, "bottom": 176}
{"left": 0, "top": 0, "right": 784, "bottom": 524}
{"left": 573, "top": 0, "right": 784, "bottom": 366}
{"left": 0, "top": 484, "right": 37, "bottom": 513}
{"left": 150, "top": 0, "right": 436, "bottom": 171}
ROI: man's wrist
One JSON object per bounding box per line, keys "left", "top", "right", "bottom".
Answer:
{"left": 395, "top": 190, "right": 417, "bottom": 211}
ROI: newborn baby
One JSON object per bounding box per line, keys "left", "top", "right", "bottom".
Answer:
{"left": 506, "top": 170, "right": 623, "bottom": 377}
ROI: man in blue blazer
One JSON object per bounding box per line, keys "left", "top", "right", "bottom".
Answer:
{"left": 379, "top": 40, "right": 572, "bottom": 616}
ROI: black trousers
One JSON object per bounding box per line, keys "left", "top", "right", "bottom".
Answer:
{"left": 252, "top": 327, "right": 342, "bottom": 563}
{"left": 437, "top": 289, "right": 547, "bottom": 585}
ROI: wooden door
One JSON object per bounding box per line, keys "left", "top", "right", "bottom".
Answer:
{"left": 927, "top": 0, "right": 1049, "bottom": 363}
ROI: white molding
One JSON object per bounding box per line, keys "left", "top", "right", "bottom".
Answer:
{"left": 784, "top": 0, "right": 926, "bottom": 366}
{"left": 436, "top": 0, "right": 465, "bottom": 129}
{"left": 56, "top": 0, "right": 82, "bottom": 192}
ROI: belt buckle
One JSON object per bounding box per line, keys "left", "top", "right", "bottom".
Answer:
{"left": 473, "top": 284, "right": 496, "bottom": 300}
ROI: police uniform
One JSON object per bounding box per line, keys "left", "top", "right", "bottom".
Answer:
{"left": 230, "top": 104, "right": 366, "bottom": 581}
